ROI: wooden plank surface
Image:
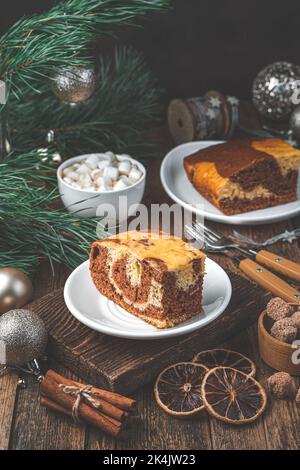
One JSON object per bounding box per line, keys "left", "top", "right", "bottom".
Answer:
{"left": 0, "top": 374, "right": 18, "bottom": 450}
{"left": 1, "top": 134, "right": 300, "bottom": 450}
{"left": 28, "top": 272, "right": 270, "bottom": 393}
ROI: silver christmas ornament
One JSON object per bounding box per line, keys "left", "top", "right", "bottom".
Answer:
{"left": 52, "top": 66, "right": 96, "bottom": 104}
{"left": 252, "top": 61, "right": 300, "bottom": 122}
{"left": 0, "top": 309, "right": 47, "bottom": 367}
{"left": 290, "top": 106, "right": 300, "bottom": 141}
{"left": 0, "top": 268, "right": 33, "bottom": 314}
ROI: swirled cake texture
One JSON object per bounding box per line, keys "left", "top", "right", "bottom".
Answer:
{"left": 90, "top": 231, "right": 206, "bottom": 328}
{"left": 184, "top": 139, "right": 300, "bottom": 215}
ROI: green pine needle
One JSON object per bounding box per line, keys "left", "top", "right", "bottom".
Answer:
{"left": 0, "top": 0, "right": 170, "bottom": 98}
{"left": 10, "top": 47, "right": 164, "bottom": 158}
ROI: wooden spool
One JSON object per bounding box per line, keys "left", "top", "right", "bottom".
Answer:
{"left": 258, "top": 310, "right": 300, "bottom": 376}
{"left": 167, "top": 91, "right": 232, "bottom": 144}
{"left": 167, "top": 98, "right": 197, "bottom": 144}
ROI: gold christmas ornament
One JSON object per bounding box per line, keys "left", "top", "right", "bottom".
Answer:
{"left": 52, "top": 66, "right": 96, "bottom": 104}
{"left": 0, "top": 268, "right": 33, "bottom": 314}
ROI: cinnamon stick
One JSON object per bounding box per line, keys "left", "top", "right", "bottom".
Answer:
{"left": 40, "top": 374, "right": 126, "bottom": 439}
{"left": 46, "top": 371, "right": 129, "bottom": 422}
{"left": 47, "top": 369, "right": 136, "bottom": 411}
{"left": 41, "top": 395, "right": 138, "bottom": 430}
{"left": 41, "top": 395, "right": 73, "bottom": 418}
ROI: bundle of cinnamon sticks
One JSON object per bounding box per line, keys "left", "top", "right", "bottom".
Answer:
{"left": 40, "top": 370, "right": 137, "bottom": 439}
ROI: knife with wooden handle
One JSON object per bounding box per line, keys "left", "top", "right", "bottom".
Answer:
{"left": 255, "top": 249, "right": 300, "bottom": 282}
{"left": 239, "top": 258, "right": 300, "bottom": 304}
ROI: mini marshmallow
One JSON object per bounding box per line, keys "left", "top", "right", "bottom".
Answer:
{"left": 118, "top": 160, "right": 132, "bottom": 175}
{"left": 98, "top": 159, "right": 110, "bottom": 170}
{"left": 103, "top": 166, "right": 119, "bottom": 180}
{"left": 118, "top": 153, "right": 131, "bottom": 159}
{"left": 97, "top": 176, "right": 113, "bottom": 191}
{"left": 119, "top": 176, "right": 131, "bottom": 186}
{"left": 79, "top": 173, "right": 92, "bottom": 186}
{"left": 77, "top": 163, "right": 90, "bottom": 175}
{"left": 114, "top": 178, "right": 129, "bottom": 191}
{"left": 128, "top": 166, "right": 142, "bottom": 181}
{"left": 105, "top": 151, "right": 115, "bottom": 159}
{"left": 95, "top": 176, "right": 104, "bottom": 187}
{"left": 91, "top": 169, "right": 103, "bottom": 180}
{"left": 99, "top": 153, "right": 115, "bottom": 164}
{"left": 85, "top": 154, "right": 100, "bottom": 169}
{"left": 68, "top": 171, "right": 79, "bottom": 181}
{"left": 63, "top": 167, "right": 72, "bottom": 176}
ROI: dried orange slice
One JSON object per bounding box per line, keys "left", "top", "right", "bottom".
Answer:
{"left": 154, "top": 362, "right": 208, "bottom": 417}
{"left": 201, "top": 367, "right": 267, "bottom": 425}
{"left": 193, "top": 349, "right": 256, "bottom": 377}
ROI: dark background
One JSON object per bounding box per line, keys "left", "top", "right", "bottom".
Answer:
{"left": 1, "top": 0, "right": 299, "bottom": 99}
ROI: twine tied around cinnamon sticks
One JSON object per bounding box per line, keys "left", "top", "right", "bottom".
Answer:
{"left": 40, "top": 370, "right": 137, "bottom": 439}
{"left": 59, "top": 384, "right": 103, "bottom": 423}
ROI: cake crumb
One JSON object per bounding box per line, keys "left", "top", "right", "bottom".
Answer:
{"left": 267, "top": 372, "right": 297, "bottom": 399}
{"left": 270, "top": 318, "right": 297, "bottom": 343}
{"left": 266, "top": 297, "right": 294, "bottom": 321}
{"left": 290, "top": 311, "right": 300, "bottom": 332}
{"left": 296, "top": 389, "right": 300, "bottom": 407}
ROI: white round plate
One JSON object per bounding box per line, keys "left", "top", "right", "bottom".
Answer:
{"left": 160, "top": 141, "right": 300, "bottom": 225}
{"left": 64, "top": 258, "right": 232, "bottom": 340}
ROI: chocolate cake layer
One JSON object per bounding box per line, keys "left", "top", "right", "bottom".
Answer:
{"left": 90, "top": 231, "right": 206, "bottom": 329}
{"left": 184, "top": 138, "right": 300, "bottom": 215}
{"left": 219, "top": 193, "right": 296, "bottom": 216}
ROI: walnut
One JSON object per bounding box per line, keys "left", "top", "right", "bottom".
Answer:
{"left": 290, "top": 311, "right": 300, "bottom": 332}
{"left": 270, "top": 318, "right": 297, "bottom": 343}
{"left": 266, "top": 297, "right": 294, "bottom": 321}
{"left": 267, "top": 372, "right": 297, "bottom": 399}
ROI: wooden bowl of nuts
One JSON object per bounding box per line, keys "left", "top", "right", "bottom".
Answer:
{"left": 258, "top": 298, "right": 300, "bottom": 376}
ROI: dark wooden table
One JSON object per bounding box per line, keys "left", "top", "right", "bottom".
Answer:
{"left": 1, "top": 131, "right": 300, "bottom": 450}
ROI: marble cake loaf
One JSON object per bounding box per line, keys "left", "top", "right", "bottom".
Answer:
{"left": 184, "top": 138, "right": 300, "bottom": 215}
{"left": 90, "top": 231, "right": 206, "bottom": 329}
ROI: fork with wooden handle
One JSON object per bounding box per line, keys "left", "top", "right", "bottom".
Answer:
{"left": 192, "top": 221, "right": 300, "bottom": 282}
{"left": 185, "top": 223, "right": 300, "bottom": 305}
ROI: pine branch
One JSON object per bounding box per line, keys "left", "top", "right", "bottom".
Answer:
{"left": 0, "top": 0, "right": 170, "bottom": 98}
{"left": 10, "top": 47, "right": 163, "bottom": 158}
{"left": 1, "top": 148, "right": 58, "bottom": 184}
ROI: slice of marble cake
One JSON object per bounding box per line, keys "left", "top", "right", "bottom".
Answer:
{"left": 90, "top": 231, "right": 206, "bottom": 329}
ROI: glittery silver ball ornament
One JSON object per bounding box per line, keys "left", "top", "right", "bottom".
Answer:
{"left": 290, "top": 106, "right": 300, "bottom": 141}
{"left": 52, "top": 66, "right": 96, "bottom": 104}
{"left": 0, "top": 268, "right": 33, "bottom": 315}
{"left": 0, "top": 309, "right": 47, "bottom": 366}
{"left": 252, "top": 61, "right": 300, "bottom": 122}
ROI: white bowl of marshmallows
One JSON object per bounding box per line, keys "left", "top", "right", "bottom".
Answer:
{"left": 57, "top": 152, "right": 146, "bottom": 218}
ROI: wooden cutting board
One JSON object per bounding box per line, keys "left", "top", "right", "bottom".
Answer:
{"left": 28, "top": 271, "right": 270, "bottom": 393}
